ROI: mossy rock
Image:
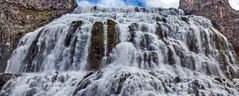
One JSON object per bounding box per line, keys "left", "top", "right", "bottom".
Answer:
{"left": 106, "top": 19, "right": 117, "bottom": 56}
{"left": 213, "top": 33, "right": 228, "bottom": 52}
{"left": 88, "top": 22, "right": 105, "bottom": 70}
{"left": 20, "top": 7, "right": 56, "bottom": 16}
{"left": 0, "top": 73, "right": 20, "bottom": 90}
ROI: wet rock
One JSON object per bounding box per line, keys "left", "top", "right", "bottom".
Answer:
{"left": 65, "top": 21, "right": 83, "bottom": 47}
{"left": 128, "top": 23, "right": 139, "bottom": 44}
{"left": 186, "top": 30, "right": 199, "bottom": 53}
{"left": 167, "top": 46, "right": 176, "bottom": 65}
{"left": 87, "top": 22, "right": 105, "bottom": 70}
{"left": 110, "top": 73, "right": 132, "bottom": 95}
{"left": 0, "top": 0, "right": 77, "bottom": 72}
{"left": 140, "top": 24, "right": 149, "bottom": 32}
{"left": 22, "top": 29, "right": 44, "bottom": 72}
{"left": 106, "top": 19, "right": 117, "bottom": 56}
{"left": 106, "top": 20, "right": 118, "bottom": 64}
{"left": 155, "top": 23, "right": 163, "bottom": 39}
{"left": 181, "top": 16, "right": 189, "bottom": 23}
{"left": 214, "top": 77, "right": 226, "bottom": 83}
{"left": 139, "top": 34, "right": 154, "bottom": 50}
{"left": 26, "top": 88, "right": 37, "bottom": 96}
{"left": 73, "top": 71, "right": 102, "bottom": 96}
{"left": 0, "top": 73, "right": 20, "bottom": 90}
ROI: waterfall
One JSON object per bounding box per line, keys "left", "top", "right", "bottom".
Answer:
{"left": 1, "top": 6, "right": 239, "bottom": 96}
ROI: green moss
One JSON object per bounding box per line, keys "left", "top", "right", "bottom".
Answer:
{"left": 22, "top": 8, "right": 55, "bottom": 15}
{"left": 0, "top": 73, "right": 20, "bottom": 90}
{"left": 88, "top": 22, "right": 105, "bottom": 70}
{"left": 106, "top": 19, "right": 117, "bottom": 56}
{"left": 213, "top": 33, "right": 228, "bottom": 52}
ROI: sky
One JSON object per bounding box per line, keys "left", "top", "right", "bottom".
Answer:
{"left": 229, "top": 0, "right": 239, "bottom": 10}
{"left": 77, "top": 0, "right": 239, "bottom": 10}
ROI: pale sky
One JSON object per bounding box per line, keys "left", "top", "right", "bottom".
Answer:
{"left": 229, "top": 0, "right": 239, "bottom": 10}
{"left": 77, "top": 0, "right": 239, "bottom": 10}
{"left": 155, "top": 0, "right": 239, "bottom": 10}
{"left": 143, "top": 0, "right": 179, "bottom": 8}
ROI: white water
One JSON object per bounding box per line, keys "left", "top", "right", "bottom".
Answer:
{"left": 1, "top": 6, "right": 239, "bottom": 96}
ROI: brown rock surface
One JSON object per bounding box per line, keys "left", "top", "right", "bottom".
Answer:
{"left": 179, "top": 0, "right": 239, "bottom": 56}
{"left": 0, "top": 0, "right": 77, "bottom": 72}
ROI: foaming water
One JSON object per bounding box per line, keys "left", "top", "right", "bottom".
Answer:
{"left": 1, "top": 6, "right": 239, "bottom": 96}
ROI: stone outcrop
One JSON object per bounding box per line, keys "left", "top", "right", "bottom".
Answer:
{"left": 179, "top": 0, "right": 239, "bottom": 56}
{"left": 0, "top": 73, "right": 20, "bottom": 90}
{"left": 88, "top": 22, "right": 105, "bottom": 70}
{"left": 0, "top": 0, "right": 77, "bottom": 72}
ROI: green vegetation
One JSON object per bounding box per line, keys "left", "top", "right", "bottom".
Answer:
{"left": 213, "top": 33, "right": 228, "bottom": 52}
{"left": 107, "top": 19, "right": 117, "bottom": 56}
{"left": 88, "top": 22, "right": 105, "bottom": 70}
{"left": 21, "top": 8, "right": 55, "bottom": 15}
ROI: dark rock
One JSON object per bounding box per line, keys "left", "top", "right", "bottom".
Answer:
{"left": 0, "top": 73, "right": 20, "bottom": 90}
{"left": 106, "top": 19, "right": 117, "bottom": 56}
{"left": 181, "top": 16, "right": 189, "bottom": 23}
{"left": 214, "top": 77, "right": 226, "bottom": 83}
{"left": 26, "top": 88, "right": 37, "bottom": 96}
{"left": 0, "top": 0, "right": 77, "bottom": 72}
{"left": 65, "top": 21, "right": 83, "bottom": 47}
{"left": 73, "top": 71, "right": 102, "bottom": 96}
{"left": 87, "top": 22, "right": 105, "bottom": 70}
{"left": 128, "top": 23, "right": 139, "bottom": 44}
{"left": 186, "top": 30, "right": 199, "bottom": 53}
{"left": 156, "top": 23, "right": 164, "bottom": 39}
{"left": 167, "top": 46, "right": 176, "bottom": 65}
{"left": 106, "top": 20, "right": 118, "bottom": 64}
{"left": 139, "top": 34, "right": 153, "bottom": 50}
{"left": 174, "top": 76, "right": 181, "bottom": 83}
{"left": 21, "top": 28, "right": 44, "bottom": 72}
{"left": 179, "top": 0, "right": 239, "bottom": 56}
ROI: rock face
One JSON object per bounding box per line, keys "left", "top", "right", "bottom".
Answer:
{"left": 179, "top": 0, "right": 239, "bottom": 56}
{"left": 0, "top": 0, "right": 77, "bottom": 72}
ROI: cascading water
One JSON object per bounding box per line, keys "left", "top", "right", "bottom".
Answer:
{"left": 1, "top": 5, "right": 239, "bottom": 96}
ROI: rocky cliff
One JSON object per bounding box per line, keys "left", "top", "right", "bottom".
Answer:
{"left": 179, "top": 0, "right": 239, "bottom": 56}
{"left": 0, "top": 0, "right": 77, "bottom": 72}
